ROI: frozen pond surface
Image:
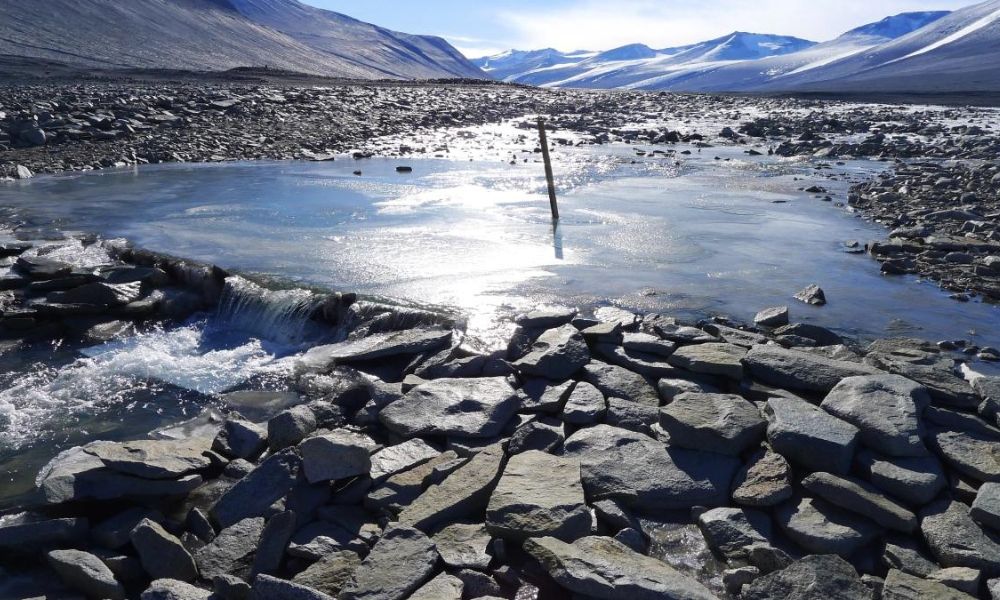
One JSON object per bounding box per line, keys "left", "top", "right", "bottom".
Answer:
{"left": 1, "top": 142, "right": 999, "bottom": 507}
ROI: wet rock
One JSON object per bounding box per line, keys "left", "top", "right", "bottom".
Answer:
{"left": 696, "top": 507, "right": 773, "bottom": 561}
{"left": 15, "top": 255, "right": 72, "bottom": 280}
{"left": 731, "top": 448, "right": 794, "bottom": 508}
{"left": 48, "top": 281, "right": 143, "bottom": 306}
{"left": 486, "top": 450, "right": 591, "bottom": 542}
{"left": 408, "top": 573, "right": 463, "bottom": 600}
{"left": 794, "top": 284, "right": 827, "bottom": 305}
{"left": 560, "top": 381, "right": 606, "bottom": 424}
{"left": 433, "top": 522, "right": 492, "bottom": 569}
{"left": 764, "top": 396, "right": 860, "bottom": 474}
{"left": 250, "top": 574, "right": 334, "bottom": 600}
{"left": 775, "top": 496, "right": 881, "bottom": 556}
{"left": 582, "top": 361, "right": 659, "bottom": 406}
{"left": 754, "top": 306, "right": 789, "bottom": 328}
{"left": 972, "top": 482, "right": 1000, "bottom": 532}
{"left": 928, "top": 428, "right": 1000, "bottom": 482}
{"left": 213, "top": 417, "right": 268, "bottom": 461}
{"left": 380, "top": 377, "right": 518, "bottom": 439}
{"left": 922, "top": 500, "right": 1000, "bottom": 575}
{"left": 563, "top": 424, "right": 740, "bottom": 510}
{"left": 855, "top": 449, "right": 947, "bottom": 506}
{"left": 369, "top": 439, "right": 439, "bottom": 481}
{"left": 821, "top": 374, "right": 929, "bottom": 457}
{"left": 268, "top": 405, "right": 317, "bottom": 452}
{"left": 515, "top": 307, "right": 577, "bottom": 329}
{"left": 299, "top": 430, "right": 376, "bottom": 483}
{"left": 524, "top": 535, "right": 717, "bottom": 599}
{"left": 743, "top": 554, "right": 870, "bottom": 599}
{"left": 211, "top": 449, "right": 303, "bottom": 529}
{"left": 801, "top": 472, "right": 918, "bottom": 532}
{"left": 882, "top": 569, "right": 977, "bottom": 600}
{"left": 131, "top": 519, "right": 199, "bottom": 582}
{"left": 668, "top": 342, "right": 746, "bottom": 380}
{"left": 659, "top": 392, "right": 765, "bottom": 455}
{"left": 514, "top": 324, "right": 590, "bottom": 379}
{"left": 84, "top": 438, "right": 212, "bottom": 480}
{"left": 299, "top": 328, "right": 452, "bottom": 370}
{"left": 47, "top": 549, "right": 126, "bottom": 600}
{"left": 141, "top": 579, "right": 212, "bottom": 600}
{"left": 397, "top": 444, "right": 504, "bottom": 532}
{"left": 744, "top": 344, "right": 878, "bottom": 393}
{"left": 339, "top": 524, "right": 439, "bottom": 600}
{"left": 291, "top": 550, "right": 361, "bottom": 597}
{"left": 195, "top": 517, "right": 265, "bottom": 580}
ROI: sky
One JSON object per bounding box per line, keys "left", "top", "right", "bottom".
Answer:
{"left": 302, "top": 0, "right": 979, "bottom": 57}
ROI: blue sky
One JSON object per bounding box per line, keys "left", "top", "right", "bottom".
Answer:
{"left": 302, "top": 0, "right": 979, "bottom": 57}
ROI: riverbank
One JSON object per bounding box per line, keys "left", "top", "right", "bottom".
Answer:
{"left": 1, "top": 228, "right": 1000, "bottom": 599}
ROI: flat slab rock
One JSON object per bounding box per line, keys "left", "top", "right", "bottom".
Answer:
{"left": 582, "top": 361, "right": 659, "bottom": 406}
{"left": 820, "top": 374, "right": 930, "bottom": 457}
{"left": 83, "top": 438, "right": 213, "bottom": 480}
{"left": 667, "top": 342, "right": 747, "bottom": 380}
{"left": 485, "top": 450, "right": 591, "bottom": 542}
{"left": 379, "top": 377, "right": 519, "bottom": 439}
{"left": 921, "top": 500, "right": 1000, "bottom": 575}
{"left": 299, "top": 328, "right": 452, "bottom": 370}
{"left": 339, "top": 524, "right": 439, "bottom": 600}
{"left": 855, "top": 449, "right": 946, "bottom": 506}
{"left": 744, "top": 344, "right": 879, "bottom": 393}
{"left": 514, "top": 324, "right": 590, "bottom": 380}
{"left": 659, "top": 392, "right": 765, "bottom": 455}
{"left": 524, "top": 535, "right": 718, "bottom": 600}
{"left": 764, "top": 396, "right": 859, "bottom": 475}
{"left": 801, "top": 472, "right": 917, "bottom": 533}
{"left": 883, "top": 569, "right": 978, "bottom": 600}
{"left": 47, "top": 548, "right": 126, "bottom": 600}
{"left": 928, "top": 427, "right": 1000, "bottom": 483}
{"left": 563, "top": 424, "right": 740, "bottom": 511}
{"left": 775, "top": 496, "right": 881, "bottom": 557}
{"left": 742, "top": 554, "right": 869, "bottom": 600}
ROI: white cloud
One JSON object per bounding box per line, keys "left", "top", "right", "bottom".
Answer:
{"left": 496, "top": 0, "right": 979, "bottom": 51}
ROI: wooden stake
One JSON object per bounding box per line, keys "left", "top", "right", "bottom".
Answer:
{"left": 538, "top": 118, "right": 559, "bottom": 220}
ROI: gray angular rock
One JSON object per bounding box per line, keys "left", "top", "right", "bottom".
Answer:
{"left": 252, "top": 511, "right": 297, "bottom": 577}
{"left": 0, "top": 513, "right": 88, "bottom": 555}
{"left": 925, "top": 406, "right": 1000, "bottom": 439}
{"left": 47, "top": 548, "right": 126, "bottom": 600}
{"left": 921, "top": 500, "right": 1000, "bottom": 575}
{"left": 744, "top": 345, "right": 878, "bottom": 393}
{"left": 210, "top": 449, "right": 303, "bottom": 529}
{"left": 299, "top": 430, "right": 376, "bottom": 483}
{"left": 659, "top": 392, "right": 765, "bottom": 455}
{"left": 524, "top": 535, "right": 717, "bottom": 600}
{"left": 696, "top": 507, "right": 773, "bottom": 561}
{"left": 507, "top": 417, "right": 565, "bottom": 454}
{"left": 432, "top": 523, "right": 492, "bottom": 569}
{"left": 563, "top": 424, "right": 740, "bottom": 510}
{"left": 298, "top": 328, "right": 452, "bottom": 370}
{"left": 622, "top": 332, "right": 677, "bottom": 357}
{"left": 856, "top": 449, "right": 947, "bottom": 505}
{"left": 250, "top": 574, "right": 334, "bottom": 600}
{"left": 668, "top": 343, "right": 747, "bottom": 380}
{"left": 928, "top": 428, "right": 1000, "bottom": 482}
{"left": 48, "top": 281, "right": 143, "bottom": 306}
{"left": 775, "top": 496, "right": 881, "bottom": 556}
{"left": 560, "top": 381, "right": 606, "bottom": 425}
{"left": 365, "top": 450, "right": 461, "bottom": 515}
{"left": 83, "top": 438, "right": 212, "bottom": 480}
{"left": 754, "top": 306, "right": 789, "bottom": 328}
{"left": 883, "top": 542, "right": 939, "bottom": 578}
{"left": 764, "top": 396, "right": 859, "bottom": 474}
{"left": 195, "top": 517, "right": 266, "bottom": 580}
{"left": 515, "top": 308, "right": 577, "bottom": 329}
{"left": 94, "top": 508, "right": 164, "bottom": 550}
{"left": 213, "top": 417, "right": 268, "bottom": 461}
{"left": 657, "top": 376, "right": 720, "bottom": 403}
{"left": 486, "top": 450, "right": 591, "bottom": 542}
{"left": 582, "top": 361, "right": 659, "bottom": 406}
{"left": 605, "top": 397, "right": 660, "bottom": 435}
{"left": 794, "top": 284, "right": 827, "bottom": 305}
{"left": 131, "top": 518, "right": 199, "bottom": 582}
{"left": 928, "top": 567, "right": 981, "bottom": 596}
{"left": 397, "top": 444, "right": 504, "bottom": 532}
{"left": 408, "top": 573, "right": 463, "bottom": 600}
{"left": 732, "top": 449, "right": 794, "bottom": 507}
{"left": 268, "top": 405, "right": 317, "bottom": 452}
{"left": 141, "top": 579, "right": 212, "bottom": 600}
{"left": 742, "top": 555, "right": 869, "bottom": 600}
{"left": 821, "top": 374, "right": 930, "bottom": 457}
{"left": 380, "top": 377, "right": 518, "bottom": 439}
{"left": 339, "top": 524, "right": 439, "bottom": 600}
{"left": 519, "top": 378, "right": 574, "bottom": 413}
{"left": 291, "top": 550, "right": 361, "bottom": 597}
{"left": 882, "top": 569, "right": 977, "bottom": 600}
{"left": 369, "top": 439, "right": 439, "bottom": 481}
{"left": 801, "top": 472, "right": 918, "bottom": 532}
{"left": 865, "top": 349, "right": 979, "bottom": 408}
{"left": 973, "top": 482, "right": 1000, "bottom": 532}
{"left": 514, "top": 324, "right": 590, "bottom": 379}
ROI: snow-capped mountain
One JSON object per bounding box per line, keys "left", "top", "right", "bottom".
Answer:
{"left": 0, "top": 0, "right": 483, "bottom": 79}
{"left": 475, "top": 9, "right": 971, "bottom": 92}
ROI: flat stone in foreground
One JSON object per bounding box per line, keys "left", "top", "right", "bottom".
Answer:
{"left": 339, "top": 524, "right": 439, "bottom": 600}
{"left": 524, "top": 535, "right": 717, "bottom": 600}
{"left": 743, "top": 345, "right": 878, "bottom": 392}
{"left": 380, "top": 377, "right": 518, "bottom": 439}
{"left": 83, "top": 438, "right": 212, "bottom": 479}
{"left": 486, "top": 450, "right": 591, "bottom": 542}
{"left": 408, "top": 573, "right": 463, "bottom": 600}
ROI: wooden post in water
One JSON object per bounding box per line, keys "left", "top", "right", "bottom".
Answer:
{"left": 537, "top": 118, "right": 559, "bottom": 220}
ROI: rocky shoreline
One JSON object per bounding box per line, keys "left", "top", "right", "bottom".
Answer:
{"left": 0, "top": 227, "right": 999, "bottom": 599}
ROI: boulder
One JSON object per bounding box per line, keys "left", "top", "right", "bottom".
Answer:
{"left": 130, "top": 519, "right": 199, "bottom": 582}
{"left": 486, "top": 450, "right": 591, "bottom": 542}
{"left": 668, "top": 343, "right": 747, "bottom": 380}
{"left": 754, "top": 306, "right": 789, "bottom": 328}
{"left": 865, "top": 349, "right": 979, "bottom": 408}
{"left": 299, "top": 430, "right": 377, "bottom": 483}
{"left": 213, "top": 417, "right": 268, "bottom": 461}
{"left": 515, "top": 308, "right": 577, "bottom": 329}
{"left": 408, "top": 573, "right": 464, "bottom": 600}
{"left": 882, "top": 569, "right": 977, "bottom": 600}
{"left": 252, "top": 511, "right": 297, "bottom": 577}
{"left": 380, "top": 377, "right": 519, "bottom": 439}
{"left": 369, "top": 439, "right": 439, "bottom": 481}
{"left": 47, "top": 549, "right": 126, "bottom": 600}
{"left": 744, "top": 345, "right": 878, "bottom": 392}
{"left": 794, "top": 284, "right": 827, "bottom": 305}
{"left": 84, "top": 438, "right": 212, "bottom": 480}
{"left": 48, "top": 281, "right": 143, "bottom": 306}
{"left": 211, "top": 449, "right": 303, "bottom": 529}
{"left": 291, "top": 550, "right": 361, "bottom": 597}
{"left": 339, "top": 524, "right": 439, "bottom": 600}
{"left": 821, "top": 374, "right": 930, "bottom": 457}
{"left": 659, "top": 393, "right": 765, "bottom": 455}
{"left": 0, "top": 514, "right": 88, "bottom": 555}
{"left": 298, "top": 328, "right": 452, "bottom": 370}
{"left": 507, "top": 417, "right": 565, "bottom": 454}
{"left": 742, "top": 554, "right": 869, "bottom": 600}
{"left": 775, "top": 496, "right": 881, "bottom": 556}
{"left": 801, "top": 472, "right": 918, "bottom": 532}
{"left": 141, "top": 579, "right": 212, "bottom": 600}
{"left": 927, "top": 567, "right": 981, "bottom": 596}
{"left": 855, "top": 449, "right": 946, "bottom": 506}
{"left": 921, "top": 500, "right": 1000, "bottom": 575}
{"left": 883, "top": 542, "right": 939, "bottom": 578}
{"left": 696, "top": 507, "right": 773, "bottom": 561}
{"left": 267, "top": 405, "right": 317, "bottom": 452}
{"left": 731, "top": 448, "right": 794, "bottom": 508}
{"left": 432, "top": 523, "right": 492, "bottom": 570}
{"left": 514, "top": 324, "right": 590, "bottom": 379}
{"left": 764, "top": 396, "right": 859, "bottom": 474}
{"left": 928, "top": 428, "right": 1000, "bottom": 482}
{"left": 250, "top": 574, "right": 334, "bottom": 600}
{"left": 973, "top": 482, "right": 1000, "bottom": 532}
{"left": 524, "top": 535, "right": 717, "bottom": 600}
{"left": 560, "top": 381, "right": 606, "bottom": 424}
{"left": 582, "top": 361, "right": 659, "bottom": 406}
{"left": 195, "top": 517, "right": 265, "bottom": 580}
{"left": 563, "top": 424, "right": 740, "bottom": 510}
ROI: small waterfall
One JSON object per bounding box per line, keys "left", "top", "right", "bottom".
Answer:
{"left": 214, "top": 277, "right": 327, "bottom": 346}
